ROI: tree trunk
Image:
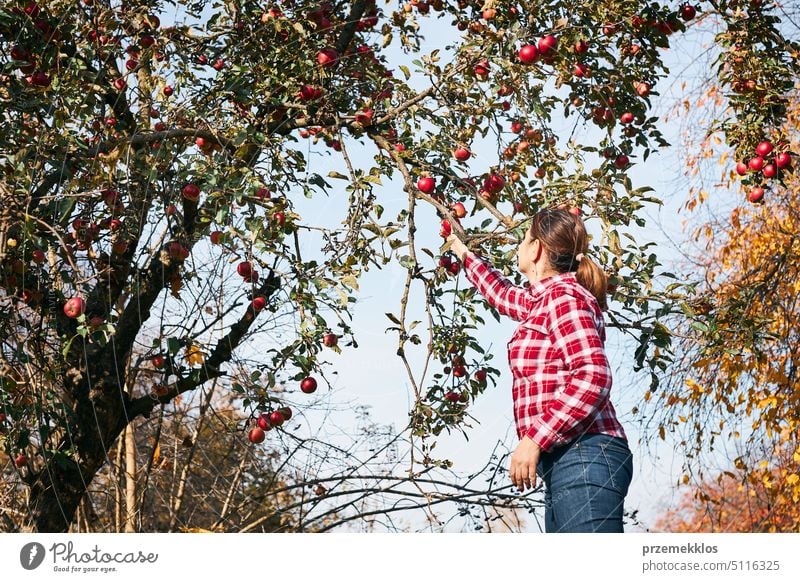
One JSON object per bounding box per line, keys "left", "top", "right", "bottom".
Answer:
{"left": 124, "top": 423, "right": 137, "bottom": 532}
{"left": 24, "top": 385, "right": 129, "bottom": 532}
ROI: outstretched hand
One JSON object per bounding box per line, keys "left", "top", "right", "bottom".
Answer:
{"left": 445, "top": 233, "right": 470, "bottom": 262}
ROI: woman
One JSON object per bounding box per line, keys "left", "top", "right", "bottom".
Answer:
{"left": 446, "top": 208, "right": 633, "bottom": 533}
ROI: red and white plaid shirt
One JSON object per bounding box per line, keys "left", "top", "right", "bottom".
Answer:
{"left": 463, "top": 252, "right": 627, "bottom": 452}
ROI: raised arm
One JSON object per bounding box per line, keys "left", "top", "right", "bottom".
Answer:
{"left": 460, "top": 251, "right": 534, "bottom": 322}
{"left": 524, "top": 290, "right": 612, "bottom": 452}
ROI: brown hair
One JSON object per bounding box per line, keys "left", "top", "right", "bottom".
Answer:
{"left": 529, "top": 208, "right": 607, "bottom": 310}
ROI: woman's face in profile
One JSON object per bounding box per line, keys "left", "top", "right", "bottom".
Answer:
{"left": 517, "top": 228, "right": 537, "bottom": 275}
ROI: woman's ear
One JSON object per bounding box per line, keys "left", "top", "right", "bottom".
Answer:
{"left": 532, "top": 238, "right": 543, "bottom": 264}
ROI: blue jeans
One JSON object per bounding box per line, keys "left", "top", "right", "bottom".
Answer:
{"left": 535, "top": 433, "right": 633, "bottom": 532}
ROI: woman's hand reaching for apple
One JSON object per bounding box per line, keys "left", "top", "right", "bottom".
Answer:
{"left": 446, "top": 233, "right": 470, "bottom": 263}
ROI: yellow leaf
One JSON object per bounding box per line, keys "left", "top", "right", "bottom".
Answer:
{"left": 186, "top": 344, "right": 204, "bottom": 367}
{"left": 786, "top": 474, "right": 799, "bottom": 485}
{"left": 153, "top": 442, "right": 161, "bottom": 464}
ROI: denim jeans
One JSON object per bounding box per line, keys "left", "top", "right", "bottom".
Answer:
{"left": 535, "top": 433, "right": 633, "bottom": 532}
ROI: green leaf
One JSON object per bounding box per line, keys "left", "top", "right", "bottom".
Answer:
{"left": 328, "top": 171, "right": 348, "bottom": 180}
{"left": 167, "top": 337, "right": 181, "bottom": 355}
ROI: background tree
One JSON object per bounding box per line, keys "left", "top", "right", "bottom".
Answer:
{"left": 1, "top": 0, "right": 798, "bottom": 531}
{"left": 641, "top": 9, "right": 800, "bottom": 530}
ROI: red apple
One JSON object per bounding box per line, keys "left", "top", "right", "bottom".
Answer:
{"left": 447, "top": 262, "right": 460, "bottom": 275}
{"left": 31, "top": 249, "right": 45, "bottom": 263}
{"left": 439, "top": 255, "right": 452, "bottom": 268}
{"left": 483, "top": 173, "right": 505, "bottom": 193}
{"left": 775, "top": 152, "right": 791, "bottom": 168}
{"left": 748, "top": 156, "right": 764, "bottom": 172}
{"left": 168, "top": 242, "right": 189, "bottom": 259}
{"left": 298, "top": 84, "right": 322, "bottom": 101}
{"left": 574, "top": 40, "right": 589, "bottom": 54}
{"left": 537, "top": 35, "right": 558, "bottom": 56}
{"left": 268, "top": 410, "right": 285, "bottom": 427}
{"left": 322, "top": 333, "right": 338, "bottom": 347}
{"left": 748, "top": 187, "right": 764, "bottom": 203}
{"left": 440, "top": 219, "right": 452, "bottom": 238}
{"left": 27, "top": 71, "right": 50, "bottom": 87}
{"left": 63, "top": 297, "right": 86, "bottom": 318}
{"left": 273, "top": 211, "right": 285, "bottom": 226}
{"left": 15, "top": 453, "right": 27, "bottom": 468}
{"left": 252, "top": 296, "right": 267, "bottom": 311}
{"left": 635, "top": 82, "right": 651, "bottom": 97}
{"left": 755, "top": 141, "right": 773, "bottom": 157}
{"left": 182, "top": 183, "right": 200, "bottom": 201}
{"left": 518, "top": 44, "right": 539, "bottom": 64}
{"left": 445, "top": 391, "right": 461, "bottom": 403}
{"left": 113, "top": 78, "right": 127, "bottom": 91}
{"left": 762, "top": 163, "right": 776, "bottom": 179}
{"left": 249, "top": 427, "right": 266, "bottom": 444}
{"left": 452, "top": 365, "right": 467, "bottom": 378}
{"left": 614, "top": 154, "right": 630, "bottom": 169}
{"left": 237, "top": 261, "right": 253, "bottom": 278}
{"left": 452, "top": 202, "right": 467, "bottom": 218}
{"left": 680, "top": 4, "right": 696, "bottom": 21}
{"left": 735, "top": 162, "right": 748, "bottom": 175}
{"left": 166, "top": 204, "right": 178, "bottom": 216}
{"left": 355, "top": 109, "right": 373, "bottom": 126}
{"left": 212, "top": 58, "right": 225, "bottom": 71}
{"left": 453, "top": 147, "right": 471, "bottom": 161}
{"left": 417, "top": 176, "right": 436, "bottom": 194}
{"left": 620, "top": 112, "right": 635, "bottom": 124}
{"left": 152, "top": 355, "right": 167, "bottom": 369}
{"left": 256, "top": 187, "right": 271, "bottom": 199}
{"left": 277, "top": 406, "right": 292, "bottom": 421}
{"left": 475, "top": 368, "right": 487, "bottom": 382}
{"left": 573, "top": 63, "right": 590, "bottom": 78}
{"left": 210, "top": 230, "right": 223, "bottom": 244}
{"left": 473, "top": 60, "right": 489, "bottom": 77}
{"left": 300, "top": 377, "right": 318, "bottom": 393}
{"left": 317, "top": 48, "right": 339, "bottom": 68}
{"left": 257, "top": 414, "right": 273, "bottom": 431}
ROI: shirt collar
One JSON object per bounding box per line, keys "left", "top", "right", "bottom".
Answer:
{"left": 524, "top": 271, "right": 577, "bottom": 300}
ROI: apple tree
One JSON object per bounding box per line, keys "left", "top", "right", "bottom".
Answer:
{"left": 1, "top": 0, "right": 798, "bottom": 531}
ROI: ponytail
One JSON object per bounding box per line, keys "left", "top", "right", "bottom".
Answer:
{"left": 575, "top": 256, "right": 608, "bottom": 311}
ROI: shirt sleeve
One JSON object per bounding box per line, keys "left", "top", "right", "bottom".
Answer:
{"left": 524, "top": 290, "right": 613, "bottom": 452}
{"left": 462, "top": 252, "right": 533, "bottom": 322}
